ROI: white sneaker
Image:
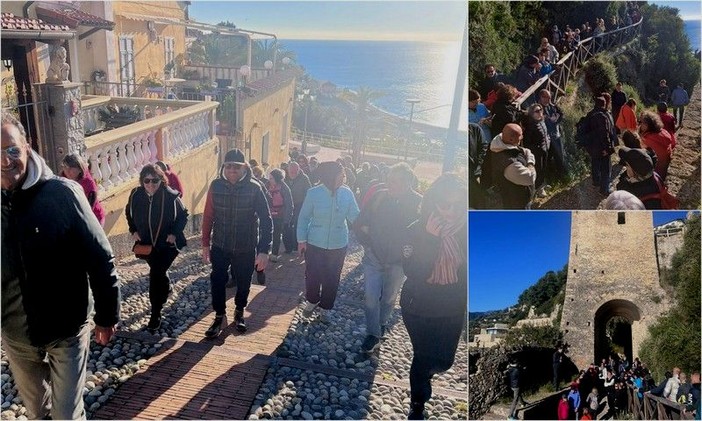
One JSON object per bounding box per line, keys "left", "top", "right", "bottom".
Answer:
{"left": 302, "top": 301, "right": 318, "bottom": 318}
{"left": 537, "top": 186, "right": 548, "bottom": 198}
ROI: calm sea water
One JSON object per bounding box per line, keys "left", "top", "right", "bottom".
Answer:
{"left": 282, "top": 40, "right": 467, "bottom": 130}
{"left": 684, "top": 19, "right": 701, "bottom": 51}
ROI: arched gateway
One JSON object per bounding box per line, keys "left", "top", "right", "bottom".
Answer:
{"left": 560, "top": 212, "right": 669, "bottom": 369}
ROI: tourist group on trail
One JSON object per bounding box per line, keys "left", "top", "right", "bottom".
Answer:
{"left": 1, "top": 111, "right": 466, "bottom": 420}
{"left": 469, "top": 2, "right": 689, "bottom": 211}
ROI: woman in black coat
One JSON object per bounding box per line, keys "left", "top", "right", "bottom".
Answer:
{"left": 400, "top": 173, "right": 467, "bottom": 420}
{"left": 126, "top": 163, "right": 189, "bottom": 331}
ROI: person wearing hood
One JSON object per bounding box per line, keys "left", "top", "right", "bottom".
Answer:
{"left": 125, "top": 163, "right": 189, "bottom": 331}
{"left": 1, "top": 113, "right": 120, "bottom": 419}
{"left": 297, "top": 161, "right": 360, "bottom": 323}
{"left": 201, "top": 149, "right": 273, "bottom": 338}
{"left": 616, "top": 146, "right": 663, "bottom": 209}
{"left": 487, "top": 123, "right": 536, "bottom": 209}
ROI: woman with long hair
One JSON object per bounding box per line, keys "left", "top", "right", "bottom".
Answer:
{"left": 126, "top": 164, "right": 189, "bottom": 331}
{"left": 60, "top": 153, "right": 105, "bottom": 226}
{"left": 638, "top": 110, "right": 673, "bottom": 181}
{"left": 297, "top": 161, "right": 360, "bottom": 323}
{"left": 400, "top": 173, "right": 467, "bottom": 420}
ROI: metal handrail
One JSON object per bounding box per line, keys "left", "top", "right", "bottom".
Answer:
{"left": 514, "top": 17, "right": 643, "bottom": 109}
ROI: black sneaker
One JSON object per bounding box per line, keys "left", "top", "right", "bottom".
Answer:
{"left": 234, "top": 309, "right": 247, "bottom": 332}
{"left": 147, "top": 313, "right": 162, "bottom": 331}
{"left": 408, "top": 402, "right": 425, "bottom": 420}
{"left": 360, "top": 335, "right": 381, "bottom": 354}
{"left": 205, "top": 314, "right": 224, "bottom": 339}
{"left": 256, "top": 270, "right": 266, "bottom": 285}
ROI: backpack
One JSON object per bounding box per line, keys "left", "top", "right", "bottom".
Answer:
{"left": 575, "top": 115, "right": 592, "bottom": 148}
{"left": 638, "top": 173, "right": 680, "bottom": 209}
{"left": 269, "top": 186, "right": 284, "bottom": 215}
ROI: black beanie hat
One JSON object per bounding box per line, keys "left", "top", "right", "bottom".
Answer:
{"left": 224, "top": 148, "right": 245, "bottom": 163}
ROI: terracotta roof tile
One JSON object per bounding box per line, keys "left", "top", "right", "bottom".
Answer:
{"left": 35, "top": 6, "right": 114, "bottom": 29}
{"left": 1, "top": 12, "right": 71, "bottom": 32}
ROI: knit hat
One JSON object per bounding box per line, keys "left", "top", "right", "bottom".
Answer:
{"left": 224, "top": 148, "right": 245, "bottom": 163}
{"left": 618, "top": 146, "right": 653, "bottom": 177}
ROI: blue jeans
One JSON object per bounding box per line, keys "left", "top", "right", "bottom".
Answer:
{"left": 210, "top": 246, "right": 256, "bottom": 314}
{"left": 363, "top": 250, "right": 405, "bottom": 338}
{"left": 2, "top": 324, "right": 90, "bottom": 420}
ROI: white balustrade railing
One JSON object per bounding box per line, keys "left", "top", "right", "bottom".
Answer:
{"left": 84, "top": 100, "right": 218, "bottom": 193}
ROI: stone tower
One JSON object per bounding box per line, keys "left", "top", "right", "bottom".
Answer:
{"left": 560, "top": 211, "right": 669, "bottom": 369}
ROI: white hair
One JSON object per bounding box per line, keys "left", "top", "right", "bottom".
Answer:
{"left": 604, "top": 190, "right": 646, "bottom": 210}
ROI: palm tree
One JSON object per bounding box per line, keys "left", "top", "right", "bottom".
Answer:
{"left": 252, "top": 40, "right": 297, "bottom": 68}
{"left": 349, "top": 86, "right": 384, "bottom": 166}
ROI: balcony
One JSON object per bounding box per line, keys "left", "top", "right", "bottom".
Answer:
{"left": 81, "top": 96, "right": 218, "bottom": 195}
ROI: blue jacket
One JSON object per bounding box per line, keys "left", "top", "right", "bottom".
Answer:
{"left": 297, "top": 184, "right": 359, "bottom": 249}
{"left": 671, "top": 87, "right": 690, "bottom": 107}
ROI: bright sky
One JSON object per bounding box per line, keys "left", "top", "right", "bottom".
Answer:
{"left": 650, "top": 1, "right": 701, "bottom": 20}
{"left": 188, "top": 1, "right": 467, "bottom": 41}
{"left": 468, "top": 211, "right": 695, "bottom": 313}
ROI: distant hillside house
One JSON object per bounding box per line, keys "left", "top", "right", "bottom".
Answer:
{"left": 469, "top": 323, "right": 509, "bottom": 348}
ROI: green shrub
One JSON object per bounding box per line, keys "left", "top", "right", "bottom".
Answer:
{"left": 503, "top": 324, "right": 563, "bottom": 348}
{"left": 639, "top": 214, "right": 700, "bottom": 380}
{"left": 583, "top": 56, "right": 618, "bottom": 97}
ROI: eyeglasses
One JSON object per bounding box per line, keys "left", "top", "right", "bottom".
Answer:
{"left": 223, "top": 163, "right": 244, "bottom": 170}
{"left": 2, "top": 145, "right": 23, "bottom": 160}
{"left": 143, "top": 177, "right": 161, "bottom": 184}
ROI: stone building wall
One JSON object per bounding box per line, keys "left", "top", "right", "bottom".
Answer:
{"left": 560, "top": 211, "right": 669, "bottom": 369}
{"left": 654, "top": 221, "right": 685, "bottom": 271}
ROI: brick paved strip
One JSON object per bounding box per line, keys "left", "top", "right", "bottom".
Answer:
{"left": 94, "top": 339, "right": 270, "bottom": 420}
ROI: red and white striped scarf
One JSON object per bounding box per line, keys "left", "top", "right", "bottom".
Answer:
{"left": 427, "top": 217, "right": 464, "bottom": 285}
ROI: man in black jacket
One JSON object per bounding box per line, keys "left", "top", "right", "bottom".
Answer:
{"left": 201, "top": 149, "right": 273, "bottom": 338}
{"left": 584, "top": 97, "right": 615, "bottom": 195}
{"left": 1, "top": 113, "right": 121, "bottom": 419}
{"left": 506, "top": 360, "right": 529, "bottom": 419}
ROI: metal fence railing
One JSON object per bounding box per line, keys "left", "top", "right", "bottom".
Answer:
{"left": 515, "top": 16, "right": 644, "bottom": 109}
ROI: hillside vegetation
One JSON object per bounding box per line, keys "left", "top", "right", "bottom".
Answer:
{"left": 469, "top": 1, "right": 700, "bottom": 99}
{"left": 639, "top": 214, "right": 701, "bottom": 380}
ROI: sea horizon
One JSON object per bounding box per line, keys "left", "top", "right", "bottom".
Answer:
{"left": 281, "top": 39, "right": 467, "bottom": 131}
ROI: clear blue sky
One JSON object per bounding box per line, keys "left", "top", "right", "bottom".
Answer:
{"left": 468, "top": 211, "right": 695, "bottom": 312}
{"left": 650, "top": 1, "right": 701, "bottom": 20}
{"left": 188, "top": 1, "right": 467, "bottom": 41}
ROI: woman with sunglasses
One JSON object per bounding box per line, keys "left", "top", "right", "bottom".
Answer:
{"left": 126, "top": 163, "right": 189, "bottom": 331}
{"left": 60, "top": 153, "right": 105, "bottom": 226}
{"left": 400, "top": 173, "right": 466, "bottom": 420}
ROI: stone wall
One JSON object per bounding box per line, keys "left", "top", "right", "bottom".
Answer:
{"left": 469, "top": 346, "right": 571, "bottom": 420}
{"left": 240, "top": 78, "right": 295, "bottom": 168}
{"left": 654, "top": 222, "right": 685, "bottom": 271}
{"left": 560, "top": 211, "right": 670, "bottom": 369}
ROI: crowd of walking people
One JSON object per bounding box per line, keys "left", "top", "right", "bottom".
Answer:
{"left": 1, "top": 110, "right": 466, "bottom": 420}
{"left": 470, "top": 74, "right": 688, "bottom": 210}
{"left": 556, "top": 355, "right": 700, "bottom": 420}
